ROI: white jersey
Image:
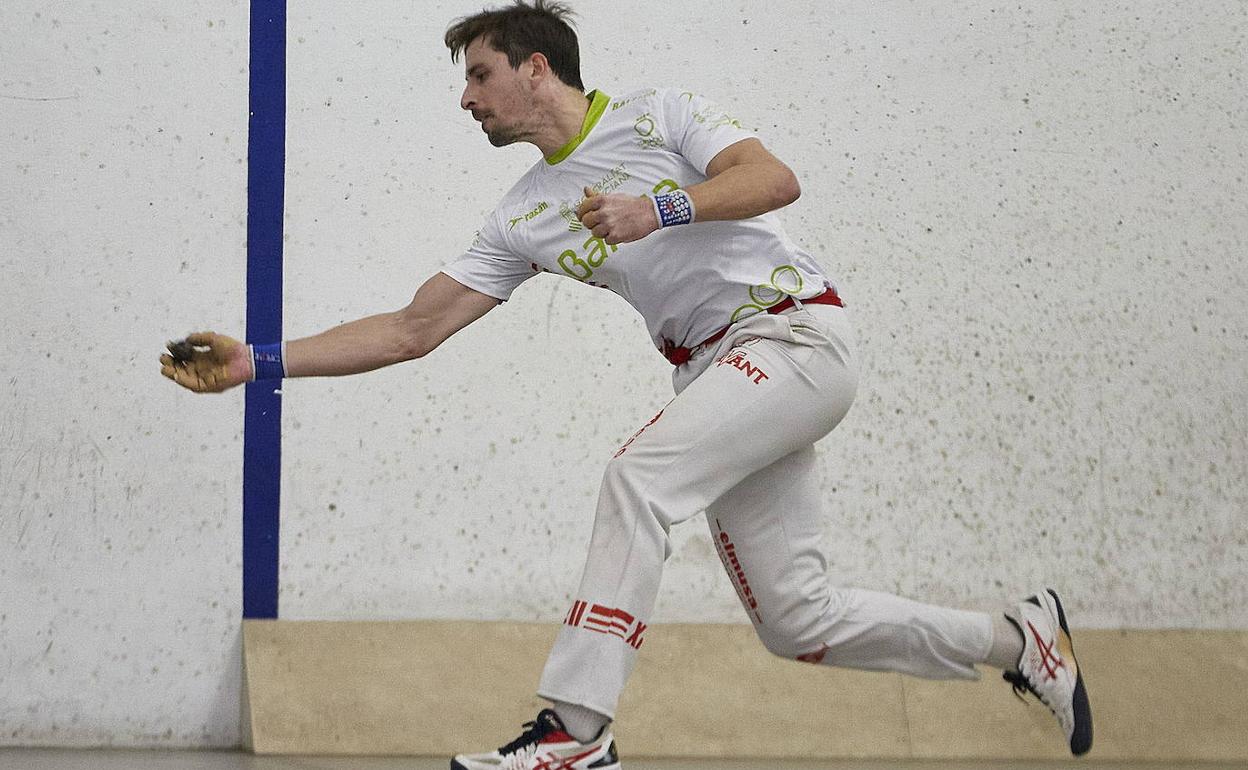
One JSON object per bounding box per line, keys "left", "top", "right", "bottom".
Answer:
{"left": 443, "top": 87, "right": 835, "bottom": 359}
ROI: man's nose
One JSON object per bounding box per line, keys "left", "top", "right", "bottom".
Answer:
{"left": 460, "top": 85, "right": 475, "bottom": 111}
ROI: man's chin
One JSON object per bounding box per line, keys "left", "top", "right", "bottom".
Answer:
{"left": 486, "top": 131, "right": 518, "bottom": 148}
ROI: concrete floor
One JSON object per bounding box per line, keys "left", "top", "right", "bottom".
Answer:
{"left": 0, "top": 750, "right": 1244, "bottom": 770}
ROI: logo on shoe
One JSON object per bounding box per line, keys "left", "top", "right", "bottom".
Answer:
{"left": 1027, "top": 620, "right": 1064, "bottom": 681}
{"left": 533, "top": 747, "right": 598, "bottom": 770}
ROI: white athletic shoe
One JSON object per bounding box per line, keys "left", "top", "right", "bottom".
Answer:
{"left": 451, "top": 708, "right": 621, "bottom": 770}
{"left": 1003, "top": 588, "right": 1093, "bottom": 756}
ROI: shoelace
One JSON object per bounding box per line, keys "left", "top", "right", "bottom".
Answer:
{"left": 497, "top": 710, "right": 563, "bottom": 758}
{"left": 1002, "top": 669, "right": 1039, "bottom": 703}
{"left": 498, "top": 719, "right": 547, "bottom": 755}
{"left": 1004, "top": 668, "right": 1070, "bottom": 731}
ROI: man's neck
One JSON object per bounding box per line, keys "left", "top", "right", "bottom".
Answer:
{"left": 532, "top": 88, "right": 593, "bottom": 160}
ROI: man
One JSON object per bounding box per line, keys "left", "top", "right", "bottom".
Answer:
{"left": 161, "top": 2, "right": 1092, "bottom": 767}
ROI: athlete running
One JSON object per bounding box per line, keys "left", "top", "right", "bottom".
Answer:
{"left": 160, "top": 2, "right": 1092, "bottom": 767}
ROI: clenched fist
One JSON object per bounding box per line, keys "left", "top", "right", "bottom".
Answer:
{"left": 159, "top": 331, "right": 252, "bottom": 393}
{"left": 576, "top": 186, "right": 660, "bottom": 245}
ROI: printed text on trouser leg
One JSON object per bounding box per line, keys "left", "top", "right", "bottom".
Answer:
{"left": 715, "top": 349, "right": 770, "bottom": 385}
{"left": 713, "top": 519, "right": 763, "bottom": 623}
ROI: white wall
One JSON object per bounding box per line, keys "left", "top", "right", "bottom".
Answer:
{"left": 2, "top": 0, "right": 1244, "bottom": 749}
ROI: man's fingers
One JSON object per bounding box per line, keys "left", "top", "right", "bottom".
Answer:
{"left": 164, "top": 359, "right": 210, "bottom": 392}
{"left": 576, "top": 190, "right": 602, "bottom": 218}
{"left": 592, "top": 224, "right": 610, "bottom": 239}
{"left": 171, "top": 367, "right": 196, "bottom": 390}
{"left": 185, "top": 331, "right": 216, "bottom": 346}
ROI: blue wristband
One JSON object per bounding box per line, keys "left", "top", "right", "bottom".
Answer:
{"left": 650, "top": 189, "right": 695, "bottom": 228}
{"left": 250, "top": 342, "right": 287, "bottom": 381}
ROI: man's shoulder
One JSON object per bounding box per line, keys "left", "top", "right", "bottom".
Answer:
{"left": 604, "top": 86, "right": 697, "bottom": 114}
{"left": 604, "top": 87, "right": 660, "bottom": 113}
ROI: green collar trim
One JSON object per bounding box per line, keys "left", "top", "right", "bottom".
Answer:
{"left": 546, "top": 90, "right": 610, "bottom": 165}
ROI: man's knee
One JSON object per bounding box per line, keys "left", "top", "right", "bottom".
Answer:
{"left": 753, "top": 601, "right": 835, "bottom": 661}
{"left": 599, "top": 452, "right": 646, "bottom": 502}
{"left": 597, "top": 453, "right": 677, "bottom": 536}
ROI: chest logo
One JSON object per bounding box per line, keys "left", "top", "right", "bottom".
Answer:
{"left": 508, "top": 201, "right": 549, "bottom": 231}
{"left": 634, "top": 113, "right": 665, "bottom": 150}
{"left": 558, "top": 164, "right": 632, "bottom": 232}
{"left": 557, "top": 234, "right": 619, "bottom": 281}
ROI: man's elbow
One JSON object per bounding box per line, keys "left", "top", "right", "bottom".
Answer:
{"left": 394, "top": 311, "right": 437, "bottom": 361}
{"left": 399, "top": 335, "right": 434, "bottom": 362}
{"left": 777, "top": 167, "right": 801, "bottom": 208}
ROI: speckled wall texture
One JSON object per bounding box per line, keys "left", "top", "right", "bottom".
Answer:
{"left": 1, "top": 0, "right": 1244, "bottom": 750}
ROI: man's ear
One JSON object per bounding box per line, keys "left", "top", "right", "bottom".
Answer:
{"left": 527, "top": 51, "right": 550, "bottom": 85}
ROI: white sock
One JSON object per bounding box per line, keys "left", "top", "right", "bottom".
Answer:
{"left": 551, "top": 700, "right": 610, "bottom": 743}
{"left": 985, "top": 613, "right": 1025, "bottom": 671}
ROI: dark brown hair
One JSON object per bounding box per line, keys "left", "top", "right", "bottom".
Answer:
{"left": 445, "top": 1, "right": 584, "bottom": 91}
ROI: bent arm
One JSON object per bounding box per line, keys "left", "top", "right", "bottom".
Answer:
{"left": 574, "top": 138, "right": 802, "bottom": 245}
{"left": 685, "top": 138, "right": 801, "bottom": 221}
{"left": 285, "top": 272, "right": 499, "bottom": 377}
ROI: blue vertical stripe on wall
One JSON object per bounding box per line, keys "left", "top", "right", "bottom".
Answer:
{"left": 243, "top": 0, "right": 286, "bottom": 619}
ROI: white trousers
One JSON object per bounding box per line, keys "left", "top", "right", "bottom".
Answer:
{"left": 537, "top": 303, "right": 993, "bottom": 718}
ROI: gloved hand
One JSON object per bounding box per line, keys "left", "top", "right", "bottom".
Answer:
{"left": 159, "top": 331, "right": 253, "bottom": 393}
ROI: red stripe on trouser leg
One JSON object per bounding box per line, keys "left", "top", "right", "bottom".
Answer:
{"left": 796, "top": 644, "right": 830, "bottom": 664}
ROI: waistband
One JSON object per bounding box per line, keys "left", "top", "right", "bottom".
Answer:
{"left": 662, "top": 286, "right": 844, "bottom": 366}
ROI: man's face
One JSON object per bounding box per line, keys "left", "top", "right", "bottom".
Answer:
{"left": 460, "top": 37, "right": 533, "bottom": 147}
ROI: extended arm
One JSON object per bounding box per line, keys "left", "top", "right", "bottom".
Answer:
{"left": 160, "top": 272, "right": 498, "bottom": 392}
{"left": 285, "top": 272, "right": 498, "bottom": 377}
{"left": 576, "top": 138, "right": 799, "bottom": 244}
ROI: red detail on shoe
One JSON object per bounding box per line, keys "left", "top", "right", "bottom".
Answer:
{"left": 534, "top": 747, "right": 598, "bottom": 770}
{"left": 1026, "top": 620, "right": 1063, "bottom": 681}
{"left": 796, "top": 644, "right": 830, "bottom": 664}
{"left": 539, "top": 730, "right": 575, "bottom": 745}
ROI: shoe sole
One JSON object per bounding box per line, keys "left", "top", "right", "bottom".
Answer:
{"left": 450, "top": 759, "right": 621, "bottom": 770}
{"left": 1047, "top": 588, "right": 1094, "bottom": 756}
